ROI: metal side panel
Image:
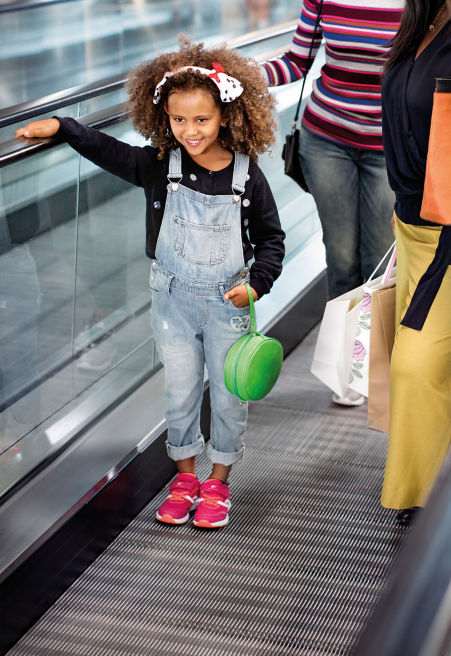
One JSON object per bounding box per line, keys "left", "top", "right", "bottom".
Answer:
{"left": 0, "top": 368, "right": 169, "bottom": 581}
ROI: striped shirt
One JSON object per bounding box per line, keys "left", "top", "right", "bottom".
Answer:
{"left": 263, "top": 0, "right": 403, "bottom": 150}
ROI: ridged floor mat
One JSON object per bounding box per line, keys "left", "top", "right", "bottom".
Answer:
{"left": 7, "top": 328, "right": 411, "bottom": 655}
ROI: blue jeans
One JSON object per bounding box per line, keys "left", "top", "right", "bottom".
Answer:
{"left": 299, "top": 127, "right": 394, "bottom": 298}
{"left": 150, "top": 262, "right": 249, "bottom": 466}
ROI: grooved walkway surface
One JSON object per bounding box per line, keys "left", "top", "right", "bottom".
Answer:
{"left": 7, "top": 329, "right": 410, "bottom": 656}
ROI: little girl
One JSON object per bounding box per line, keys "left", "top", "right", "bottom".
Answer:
{"left": 15, "top": 39, "right": 285, "bottom": 529}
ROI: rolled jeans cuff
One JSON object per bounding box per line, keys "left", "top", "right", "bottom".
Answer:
{"left": 207, "top": 443, "right": 245, "bottom": 466}
{"left": 166, "top": 435, "right": 205, "bottom": 461}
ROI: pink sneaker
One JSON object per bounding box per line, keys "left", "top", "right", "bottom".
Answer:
{"left": 156, "top": 473, "right": 200, "bottom": 524}
{"left": 193, "top": 479, "right": 231, "bottom": 528}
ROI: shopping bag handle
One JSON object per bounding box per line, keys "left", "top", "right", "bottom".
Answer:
{"left": 382, "top": 246, "right": 397, "bottom": 284}
{"left": 368, "top": 242, "right": 396, "bottom": 284}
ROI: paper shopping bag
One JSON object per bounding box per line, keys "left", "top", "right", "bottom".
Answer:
{"left": 312, "top": 243, "right": 396, "bottom": 398}
{"left": 367, "top": 284, "right": 396, "bottom": 433}
{"left": 311, "top": 282, "right": 369, "bottom": 398}
{"left": 348, "top": 246, "right": 396, "bottom": 397}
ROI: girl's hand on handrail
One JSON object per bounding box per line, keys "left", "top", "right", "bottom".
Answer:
{"left": 15, "top": 118, "right": 60, "bottom": 139}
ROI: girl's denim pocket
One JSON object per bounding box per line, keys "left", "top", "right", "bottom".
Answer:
{"left": 149, "top": 261, "right": 173, "bottom": 295}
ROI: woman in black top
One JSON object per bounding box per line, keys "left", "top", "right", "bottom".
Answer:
{"left": 380, "top": 0, "right": 451, "bottom": 522}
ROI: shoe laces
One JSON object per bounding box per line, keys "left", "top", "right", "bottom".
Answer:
{"left": 200, "top": 486, "right": 228, "bottom": 508}
{"left": 168, "top": 480, "right": 194, "bottom": 502}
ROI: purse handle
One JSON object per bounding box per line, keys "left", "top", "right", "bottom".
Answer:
{"left": 292, "top": 0, "right": 324, "bottom": 130}
{"left": 244, "top": 283, "right": 257, "bottom": 335}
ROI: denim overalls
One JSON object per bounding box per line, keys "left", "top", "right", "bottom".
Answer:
{"left": 150, "top": 148, "right": 251, "bottom": 466}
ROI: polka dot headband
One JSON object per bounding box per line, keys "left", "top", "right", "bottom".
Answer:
{"left": 153, "top": 62, "right": 243, "bottom": 104}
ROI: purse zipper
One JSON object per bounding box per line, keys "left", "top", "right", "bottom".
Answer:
{"left": 233, "top": 335, "right": 253, "bottom": 400}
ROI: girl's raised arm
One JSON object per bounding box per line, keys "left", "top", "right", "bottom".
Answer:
{"left": 15, "top": 119, "right": 60, "bottom": 139}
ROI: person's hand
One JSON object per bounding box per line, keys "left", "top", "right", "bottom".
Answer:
{"left": 224, "top": 285, "right": 258, "bottom": 307}
{"left": 15, "top": 119, "right": 60, "bottom": 139}
{"left": 391, "top": 213, "right": 396, "bottom": 238}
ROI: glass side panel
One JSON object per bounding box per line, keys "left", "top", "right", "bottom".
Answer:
{"left": 0, "top": 144, "right": 80, "bottom": 449}
{"left": 0, "top": 0, "right": 300, "bottom": 109}
{"left": 73, "top": 124, "right": 154, "bottom": 381}
{"left": 0, "top": 127, "right": 161, "bottom": 496}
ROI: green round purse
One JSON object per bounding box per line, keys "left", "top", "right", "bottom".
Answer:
{"left": 224, "top": 284, "right": 283, "bottom": 402}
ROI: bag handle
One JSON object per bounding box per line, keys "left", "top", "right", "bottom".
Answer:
{"left": 382, "top": 246, "right": 397, "bottom": 284}
{"left": 367, "top": 241, "right": 397, "bottom": 284}
{"left": 292, "top": 0, "right": 324, "bottom": 129}
{"left": 244, "top": 283, "right": 257, "bottom": 335}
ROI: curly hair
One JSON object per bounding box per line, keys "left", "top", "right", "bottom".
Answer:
{"left": 126, "top": 37, "right": 276, "bottom": 161}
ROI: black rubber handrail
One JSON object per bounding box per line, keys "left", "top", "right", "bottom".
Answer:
{"left": 0, "top": 0, "right": 76, "bottom": 14}
{"left": 0, "top": 103, "right": 127, "bottom": 168}
{"left": 0, "top": 22, "right": 295, "bottom": 129}
{"left": 0, "top": 75, "right": 128, "bottom": 130}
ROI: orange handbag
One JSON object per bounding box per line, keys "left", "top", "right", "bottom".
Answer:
{"left": 421, "top": 77, "right": 451, "bottom": 225}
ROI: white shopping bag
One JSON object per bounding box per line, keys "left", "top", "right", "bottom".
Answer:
{"left": 348, "top": 245, "right": 396, "bottom": 397}
{"left": 311, "top": 243, "right": 396, "bottom": 398}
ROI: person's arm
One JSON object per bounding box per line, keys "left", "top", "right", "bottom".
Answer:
{"left": 247, "top": 171, "right": 285, "bottom": 298}
{"left": 260, "top": 0, "right": 323, "bottom": 86}
{"left": 15, "top": 117, "right": 158, "bottom": 188}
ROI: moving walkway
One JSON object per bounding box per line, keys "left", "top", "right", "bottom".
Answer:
{"left": 0, "top": 21, "right": 450, "bottom": 656}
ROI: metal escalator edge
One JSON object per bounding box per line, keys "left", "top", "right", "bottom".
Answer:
{"left": 352, "top": 453, "right": 451, "bottom": 656}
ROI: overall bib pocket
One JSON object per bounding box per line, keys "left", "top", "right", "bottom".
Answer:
{"left": 173, "top": 215, "right": 231, "bottom": 265}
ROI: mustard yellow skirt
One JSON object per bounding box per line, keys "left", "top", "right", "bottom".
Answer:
{"left": 381, "top": 215, "right": 451, "bottom": 509}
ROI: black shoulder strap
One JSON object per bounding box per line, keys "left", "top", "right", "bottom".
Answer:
{"left": 293, "top": 0, "right": 324, "bottom": 125}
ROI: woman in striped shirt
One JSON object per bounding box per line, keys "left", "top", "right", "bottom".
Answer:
{"left": 262, "top": 0, "right": 403, "bottom": 405}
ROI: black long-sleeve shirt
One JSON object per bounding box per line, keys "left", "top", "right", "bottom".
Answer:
{"left": 56, "top": 118, "right": 285, "bottom": 299}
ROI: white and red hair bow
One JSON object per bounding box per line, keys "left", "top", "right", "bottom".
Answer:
{"left": 153, "top": 62, "right": 243, "bottom": 104}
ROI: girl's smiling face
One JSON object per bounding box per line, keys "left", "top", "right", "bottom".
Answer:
{"left": 166, "top": 88, "right": 227, "bottom": 166}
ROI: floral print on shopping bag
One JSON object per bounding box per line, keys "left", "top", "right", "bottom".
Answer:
{"left": 349, "top": 291, "right": 372, "bottom": 393}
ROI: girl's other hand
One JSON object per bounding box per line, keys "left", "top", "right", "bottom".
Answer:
{"left": 15, "top": 119, "right": 60, "bottom": 139}
{"left": 224, "top": 285, "right": 258, "bottom": 307}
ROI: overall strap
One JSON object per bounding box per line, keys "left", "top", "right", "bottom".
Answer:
{"left": 168, "top": 148, "right": 183, "bottom": 182}
{"left": 231, "top": 152, "right": 250, "bottom": 197}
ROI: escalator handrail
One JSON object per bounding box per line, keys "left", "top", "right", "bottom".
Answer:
{"left": 0, "top": 41, "right": 292, "bottom": 168}
{"left": 0, "top": 104, "right": 127, "bottom": 168}
{"left": 0, "top": 0, "right": 77, "bottom": 14}
{"left": 0, "top": 75, "right": 129, "bottom": 130}
{"left": 0, "top": 22, "right": 295, "bottom": 129}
